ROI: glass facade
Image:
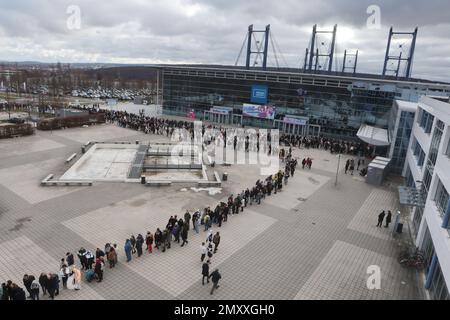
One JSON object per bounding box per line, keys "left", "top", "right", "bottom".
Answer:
{"left": 434, "top": 178, "right": 449, "bottom": 217}
{"left": 390, "top": 110, "right": 415, "bottom": 174}
{"left": 162, "top": 69, "right": 398, "bottom": 139}
{"left": 430, "top": 261, "right": 450, "bottom": 300}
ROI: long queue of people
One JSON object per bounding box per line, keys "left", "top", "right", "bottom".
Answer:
{"left": 1, "top": 156, "right": 298, "bottom": 300}
{"left": 280, "top": 133, "right": 373, "bottom": 157}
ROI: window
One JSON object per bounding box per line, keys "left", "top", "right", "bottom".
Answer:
{"left": 413, "top": 207, "right": 424, "bottom": 237}
{"left": 430, "top": 262, "right": 450, "bottom": 300}
{"left": 434, "top": 178, "right": 449, "bottom": 217}
{"left": 446, "top": 137, "right": 450, "bottom": 157}
{"left": 418, "top": 109, "right": 434, "bottom": 134}
{"left": 412, "top": 138, "right": 426, "bottom": 167}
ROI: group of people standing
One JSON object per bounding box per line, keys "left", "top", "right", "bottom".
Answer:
{"left": 377, "top": 210, "right": 393, "bottom": 229}
{"left": 280, "top": 133, "right": 373, "bottom": 157}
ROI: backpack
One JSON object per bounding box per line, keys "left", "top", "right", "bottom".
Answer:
{"left": 31, "top": 282, "right": 40, "bottom": 290}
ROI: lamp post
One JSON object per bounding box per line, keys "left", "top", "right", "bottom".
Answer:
{"left": 335, "top": 153, "right": 341, "bottom": 186}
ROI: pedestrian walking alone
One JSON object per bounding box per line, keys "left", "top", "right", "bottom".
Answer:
{"left": 213, "top": 232, "right": 221, "bottom": 253}
{"left": 210, "top": 269, "right": 222, "bottom": 295}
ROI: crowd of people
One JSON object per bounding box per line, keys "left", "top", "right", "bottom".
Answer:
{"left": 280, "top": 133, "right": 373, "bottom": 157}
{"left": 2, "top": 107, "right": 373, "bottom": 300}
{"left": 1, "top": 153, "right": 298, "bottom": 300}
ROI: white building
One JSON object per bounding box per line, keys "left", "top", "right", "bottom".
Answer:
{"left": 404, "top": 96, "right": 450, "bottom": 300}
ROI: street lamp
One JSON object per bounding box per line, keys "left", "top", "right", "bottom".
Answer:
{"left": 335, "top": 152, "right": 341, "bottom": 186}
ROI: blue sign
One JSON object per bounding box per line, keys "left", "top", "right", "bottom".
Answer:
{"left": 251, "top": 85, "right": 268, "bottom": 104}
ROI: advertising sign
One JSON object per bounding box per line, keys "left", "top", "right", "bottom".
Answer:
{"left": 243, "top": 103, "right": 276, "bottom": 120}
{"left": 251, "top": 85, "right": 268, "bottom": 104}
{"left": 283, "top": 115, "right": 309, "bottom": 126}
{"left": 210, "top": 106, "right": 233, "bottom": 115}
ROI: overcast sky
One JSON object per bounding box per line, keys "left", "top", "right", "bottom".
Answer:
{"left": 0, "top": 0, "right": 449, "bottom": 82}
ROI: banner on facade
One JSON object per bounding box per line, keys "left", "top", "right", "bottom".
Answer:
{"left": 243, "top": 103, "right": 276, "bottom": 120}
{"left": 210, "top": 106, "right": 233, "bottom": 115}
{"left": 283, "top": 115, "right": 309, "bottom": 126}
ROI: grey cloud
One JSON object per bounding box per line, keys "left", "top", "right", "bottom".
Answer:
{"left": 0, "top": 0, "right": 448, "bottom": 82}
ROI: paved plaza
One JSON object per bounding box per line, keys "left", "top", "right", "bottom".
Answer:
{"left": 0, "top": 124, "right": 420, "bottom": 300}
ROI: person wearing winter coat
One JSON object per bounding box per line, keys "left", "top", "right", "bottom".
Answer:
{"left": 172, "top": 223, "right": 180, "bottom": 243}
{"left": 10, "top": 283, "right": 26, "bottom": 300}
{"left": 154, "top": 228, "right": 162, "bottom": 250}
{"left": 107, "top": 246, "right": 118, "bottom": 268}
{"left": 180, "top": 225, "right": 189, "bottom": 247}
{"left": 184, "top": 211, "right": 191, "bottom": 230}
{"left": 66, "top": 252, "right": 75, "bottom": 266}
{"left": 210, "top": 269, "right": 222, "bottom": 295}
{"left": 72, "top": 266, "right": 82, "bottom": 290}
{"left": 94, "top": 258, "right": 104, "bottom": 282}
{"left": 22, "top": 274, "right": 34, "bottom": 299}
{"left": 136, "top": 234, "right": 144, "bottom": 257}
{"left": 124, "top": 239, "right": 133, "bottom": 262}
{"left": 30, "top": 279, "right": 40, "bottom": 300}
{"left": 59, "top": 265, "right": 70, "bottom": 288}
{"left": 130, "top": 235, "right": 137, "bottom": 254}
{"left": 85, "top": 250, "right": 95, "bottom": 270}
{"left": 202, "top": 260, "right": 211, "bottom": 285}
{"left": 213, "top": 232, "right": 221, "bottom": 253}
{"left": 77, "top": 248, "right": 87, "bottom": 270}
{"left": 38, "top": 273, "right": 48, "bottom": 296}
{"left": 145, "top": 232, "right": 154, "bottom": 253}
{"left": 47, "top": 273, "right": 59, "bottom": 299}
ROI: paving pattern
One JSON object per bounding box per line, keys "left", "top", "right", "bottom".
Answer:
{"left": 0, "top": 124, "right": 420, "bottom": 300}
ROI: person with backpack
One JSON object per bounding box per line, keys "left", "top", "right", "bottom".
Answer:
{"left": 207, "top": 242, "right": 214, "bottom": 259}
{"left": 94, "top": 258, "right": 104, "bottom": 283}
{"left": 200, "top": 242, "right": 207, "bottom": 262}
{"left": 30, "top": 278, "right": 40, "bottom": 300}
{"left": 95, "top": 248, "right": 105, "bottom": 260}
{"left": 210, "top": 269, "right": 222, "bottom": 295}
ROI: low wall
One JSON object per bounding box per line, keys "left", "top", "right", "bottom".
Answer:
{"left": 0, "top": 123, "right": 34, "bottom": 139}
